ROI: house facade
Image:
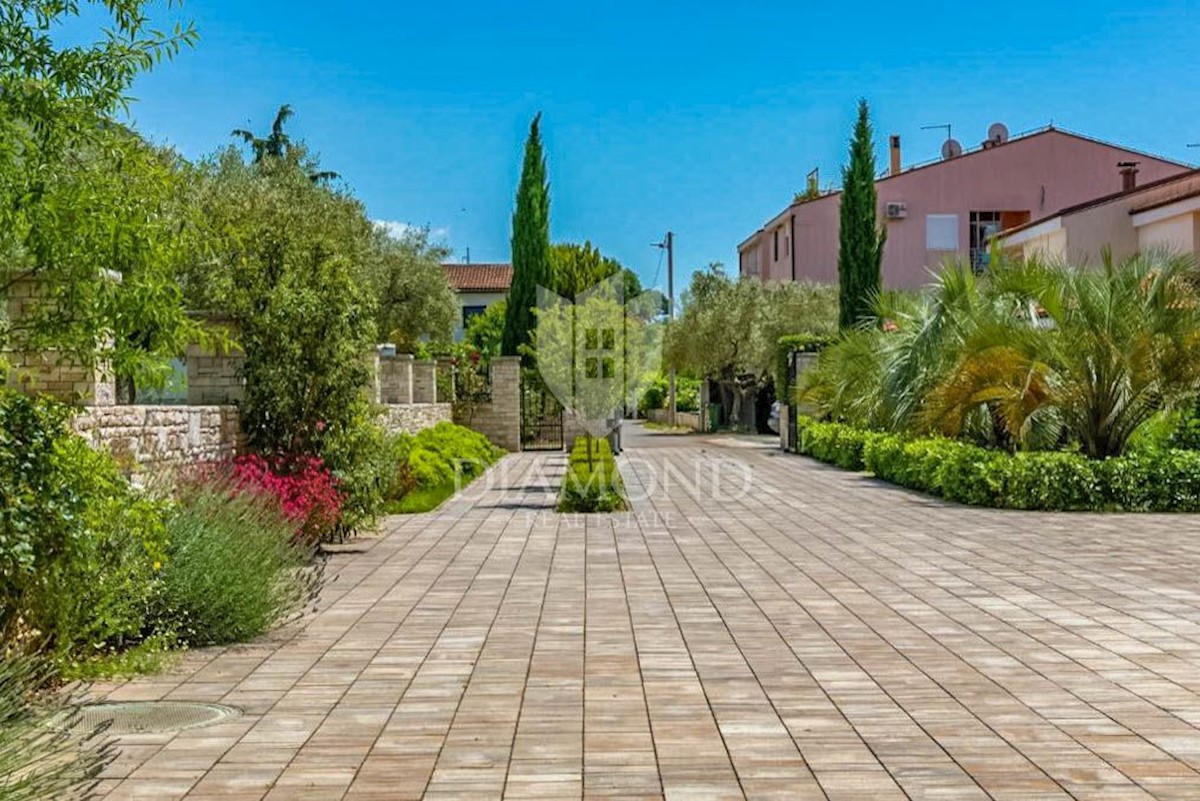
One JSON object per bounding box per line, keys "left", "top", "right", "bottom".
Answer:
{"left": 442, "top": 263, "right": 512, "bottom": 341}
{"left": 739, "top": 127, "right": 1190, "bottom": 288}
{"left": 994, "top": 169, "right": 1200, "bottom": 263}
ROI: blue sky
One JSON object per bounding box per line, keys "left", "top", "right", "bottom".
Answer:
{"left": 120, "top": 0, "right": 1199, "bottom": 294}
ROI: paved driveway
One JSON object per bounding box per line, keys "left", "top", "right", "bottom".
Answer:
{"left": 96, "top": 425, "right": 1200, "bottom": 800}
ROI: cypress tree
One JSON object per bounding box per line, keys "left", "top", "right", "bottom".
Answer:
{"left": 837, "top": 99, "right": 888, "bottom": 330}
{"left": 502, "top": 113, "right": 552, "bottom": 361}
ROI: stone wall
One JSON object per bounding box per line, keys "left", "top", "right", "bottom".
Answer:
{"left": 72, "top": 405, "right": 242, "bottom": 471}
{"left": 379, "top": 403, "right": 453, "bottom": 436}
{"left": 646, "top": 408, "right": 702, "bottom": 431}
{"left": 186, "top": 343, "right": 244, "bottom": 405}
{"left": 455, "top": 356, "right": 521, "bottom": 451}
{"left": 5, "top": 276, "right": 117, "bottom": 405}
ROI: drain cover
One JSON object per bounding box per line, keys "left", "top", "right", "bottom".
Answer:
{"left": 62, "top": 702, "right": 242, "bottom": 735}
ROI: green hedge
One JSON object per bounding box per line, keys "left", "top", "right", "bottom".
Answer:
{"left": 558, "top": 436, "right": 627, "bottom": 513}
{"left": 774, "top": 334, "right": 837, "bottom": 400}
{"left": 794, "top": 416, "right": 1200, "bottom": 512}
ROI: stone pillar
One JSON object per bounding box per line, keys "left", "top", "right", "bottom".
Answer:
{"left": 412, "top": 360, "right": 437, "bottom": 404}
{"left": 379, "top": 354, "right": 413, "bottom": 405}
{"left": 490, "top": 356, "right": 522, "bottom": 451}
{"left": 436, "top": 357, "right": 456, "bottom": 403}
{"left": 794, "top": 352, "right": 820, "bottom": 417}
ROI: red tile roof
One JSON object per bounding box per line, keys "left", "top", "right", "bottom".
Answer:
{"left": 442, "top": 263, "right": 512, "bottom": 293}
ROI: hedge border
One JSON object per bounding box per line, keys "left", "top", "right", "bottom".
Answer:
{"left": 795, "top": 416, "right": 1200, "bottom": 512}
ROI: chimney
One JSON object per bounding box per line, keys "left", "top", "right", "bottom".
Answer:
{"left": 889, "top": 135, "right": 902, "bottom": 176}
{"left": 1119, "top": 161, "right": 1139, "bottom": 192}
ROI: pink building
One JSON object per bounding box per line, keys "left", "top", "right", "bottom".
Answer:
{"left": 738, "top": 126, "right": 1190, "bottom": 288}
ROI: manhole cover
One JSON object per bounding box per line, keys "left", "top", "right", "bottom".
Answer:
{"left": 58, "top": 702, "right": 242, "bottom": 735}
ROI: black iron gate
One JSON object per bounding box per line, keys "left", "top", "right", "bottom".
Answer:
{"left": 521, "top": 377, "right": 564, "bottom": 451}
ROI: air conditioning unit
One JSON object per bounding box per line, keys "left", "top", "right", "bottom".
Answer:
{"left": 885, "top": 201, "right": 908, "bottom": 219}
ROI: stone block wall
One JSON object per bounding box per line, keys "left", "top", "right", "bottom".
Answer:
{"left": 186, "top": 343, "right": 244, "bottom": 405}
{"left": 455, "top": 356, "right": 521, "bottom": 451}
{"left": 379, "top": 403, "right": 453, "bottom": 436}
{"left": 5, "top": 274, "right": 118, "bottom": 405}
{"left": 72, "top": 405, "right": 242, "bottom": 471}
{"left": 646, "top": 408, "right": 702, "bottom": 431}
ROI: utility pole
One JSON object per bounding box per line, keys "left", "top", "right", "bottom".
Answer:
{"left": 653, "top": 231, "right": 678, "bottom": 427}
{"left": 666, "top": 231, "right": 676, "bottom": 428}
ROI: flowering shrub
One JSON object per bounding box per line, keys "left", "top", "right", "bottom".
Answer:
{"left": 228, "top": 455, "right": 344, "bottom": 544}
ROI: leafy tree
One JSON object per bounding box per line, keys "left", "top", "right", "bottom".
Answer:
{"left": 465, "top": 300, "right": 507, "bottom": 358}
{"left": 502, "top": 113, "right": 552, "bottom": 362}
{"left": 666, "top": 265, "right": 836, "bottom": 428}
{"left": 550, "top": 241, "right": 642, "bottom": 302}
{"left": 182, "top": 145, "right": 376, "bottom": 459}
{"left": 1, "top": 1, "right": 201, "bottom": 385}
{"left": 534, "top": 276, "right": 658, "bottom": 467}
{"left": 837, "top": 99, "right": 887, "bottom": 330}
{"left": 366, "top": 226, "right": 456, "bottom": 351}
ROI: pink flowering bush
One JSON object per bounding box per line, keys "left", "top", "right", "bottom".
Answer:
{"left": 228, "top": 455, "right": 344, "bottom": 544}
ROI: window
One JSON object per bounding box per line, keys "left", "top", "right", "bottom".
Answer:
{"left": 925, "top": 214, "right": 959, "bottom": 251}
{"left": 969, "top": 211, "right": 1003, "bottom": 274}
{"left": 462, "top": 305, "right": 487, "bottom": 327}
{"left": 773, "top": 228, "right": 779, "bottom": 261}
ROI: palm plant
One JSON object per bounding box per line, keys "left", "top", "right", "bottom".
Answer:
{"left": 232, "top": 105, "right": 339, "bottom": 183}
{"left": 925, "top": 251, "right": 1200, "bottom": 458}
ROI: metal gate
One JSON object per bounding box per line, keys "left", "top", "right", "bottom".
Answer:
{"left": 521, "top": 378, "right": 564, "bottom": 451}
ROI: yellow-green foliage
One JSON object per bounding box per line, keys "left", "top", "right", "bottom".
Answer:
{"left": 383, "top": 423, "right": 504, "bottom": 513}
{"left": 559, "top": 436, "right": 627, "bottom": 513}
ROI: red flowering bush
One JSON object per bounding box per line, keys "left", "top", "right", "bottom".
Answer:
{"left": 226, "top": 455, "right": 344, "bottom": 545}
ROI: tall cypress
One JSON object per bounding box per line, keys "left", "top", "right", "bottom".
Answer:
{"left": 837, "top": 99, "right": 887, "bottom": 330}
{"left": 502, "top": 113, "right": 552, "bottom": 361}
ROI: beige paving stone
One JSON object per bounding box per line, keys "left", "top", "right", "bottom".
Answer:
{"left": 90, "top": 432, "right": 1200, "bottom": 799}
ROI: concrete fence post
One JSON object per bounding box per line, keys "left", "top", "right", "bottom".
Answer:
{"left": 412, "top": 360, "right": 437, "bottom": 404}
{"left": 379, "top": 353, "right": 414, "bottom": 405}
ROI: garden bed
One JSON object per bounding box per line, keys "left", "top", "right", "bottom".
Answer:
{"left": 796, "top": 416, "right": 1200, "bottom": 512}
{"left": 380, "top": 422, "right": 504, "bottom": 514}
{"left": 557, "top": 436, "right": 628, "bottom": 513}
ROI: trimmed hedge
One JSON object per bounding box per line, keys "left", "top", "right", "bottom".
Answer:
{"left": 558, "top": 436, "right": 627, "bottom": 513}
{"left": 774, "top": 334, "right": 837, "bottom": 400}
{"left": 795, "top": 416, "right": 1200, "bottom": 512}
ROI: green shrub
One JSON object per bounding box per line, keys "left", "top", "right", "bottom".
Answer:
{"left": 154, "top": 482, "right": 322, "bottom": 647}
{"left": 1168, "top": 406, "right": 1200, "bottom": 451}
{"left": 638, "top": 373, "right": 701, "bottom": 414}
{"left": 0, "top": 391, "right": 168, "bottom": 664}
{"left": 558, "top": 436, "right": 626, "bottom": 513}
{"left": 796, "top": 416, "right": 1200, "bottom": 512}
{"left": 321, "top": 416, "right": 393, "bottom": 533}
{"left": 0, "top": 657, "right": 113, "bottom": 801}
{"left": 382, "top": 423, "right": 503, "bottom": 513}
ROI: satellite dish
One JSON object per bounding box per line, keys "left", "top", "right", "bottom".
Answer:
{"left": 988, "top": 122, "right": 1010, "bottom": 144}
{"left": 941, "top": 138, "right": 964, "bottom": 160}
